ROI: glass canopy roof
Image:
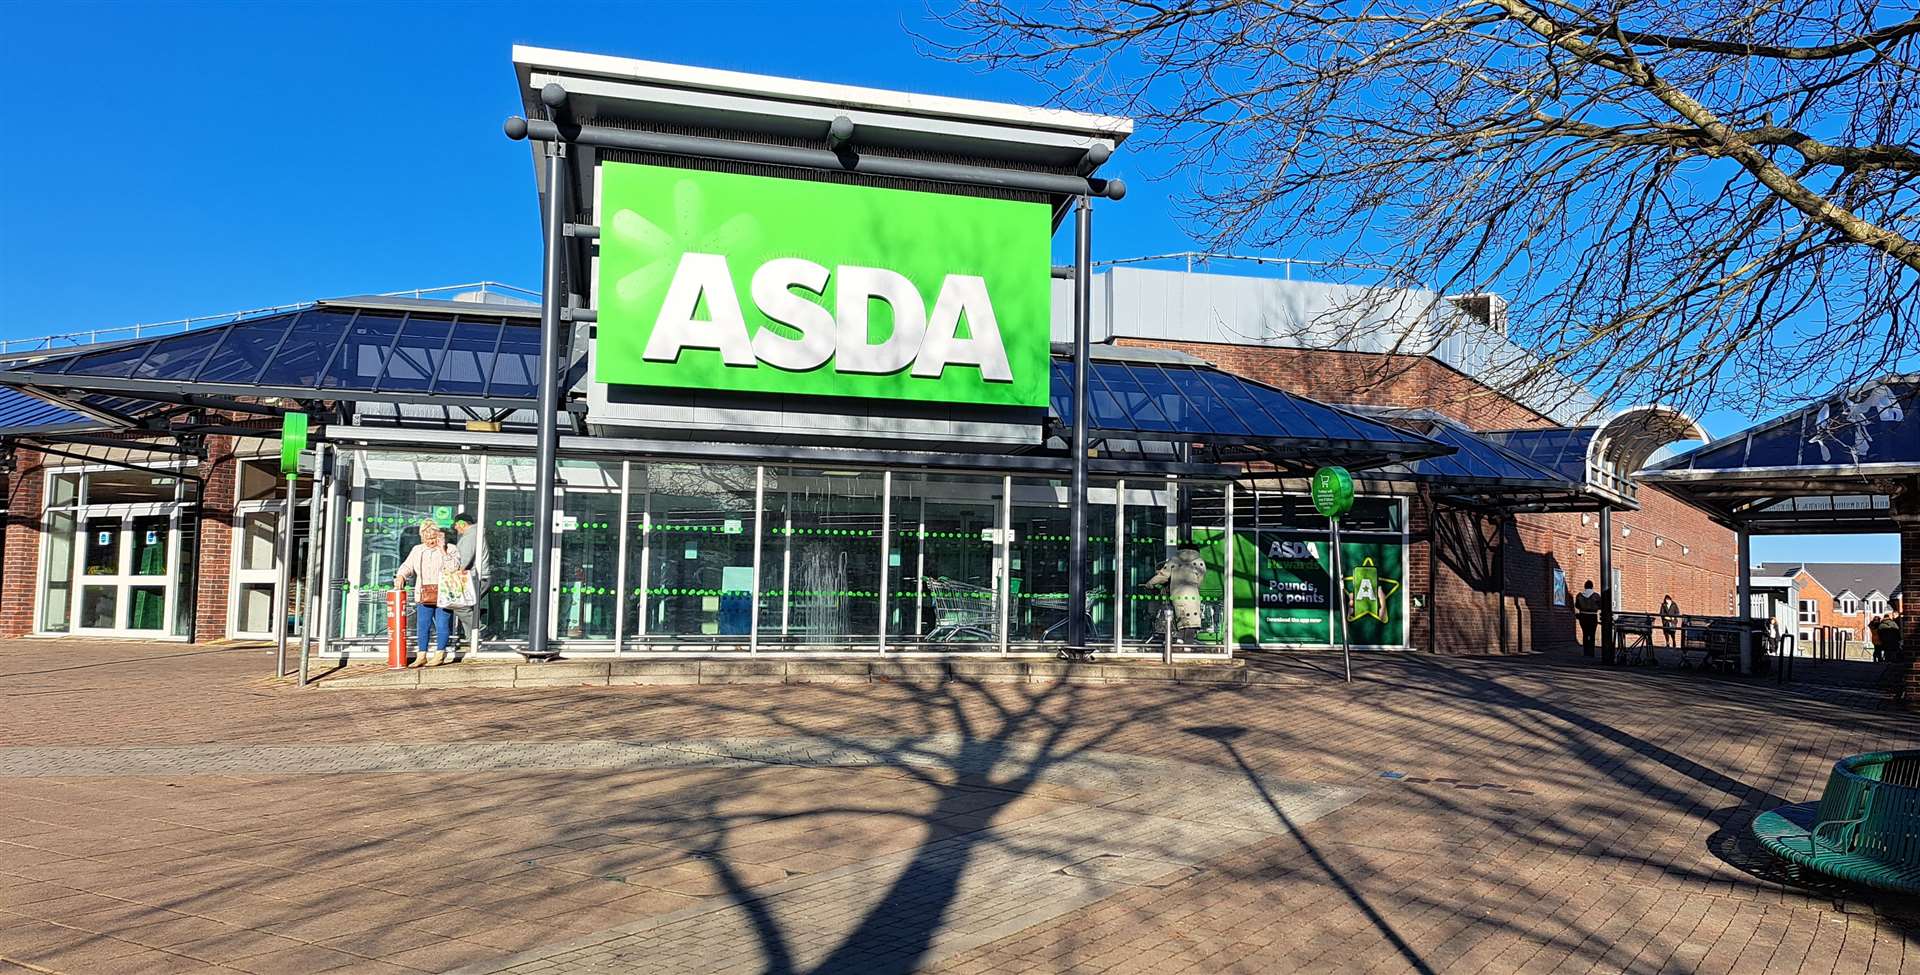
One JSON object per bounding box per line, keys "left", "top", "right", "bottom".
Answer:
{"left": 1047, "top": 358, "right": 1449, "bottom": 471}
{"left": 0, "top": 386, "right": 109, "bottom": 437}
{"left": 1638, "top": 375, "right": 1917, "bottom": 532}
{"left": 0, "top": 299, "right": 1452, "bottom": 475}
{"left": 4, "top": 304, "right": 547, "bottom": 408}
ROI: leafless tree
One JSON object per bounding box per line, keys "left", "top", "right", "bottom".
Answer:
{"left": 938, "top": 1, "right": 1920, "bottom": 416}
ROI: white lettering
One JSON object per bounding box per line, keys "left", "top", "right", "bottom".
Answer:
{"left": 638, "top": 256, "right": 1016, "bottom": 383}
{"left": 833, "top": 265, "right": 927, "bottom": 375}
{"left": 644, "top": 253, "right": 755, "bottom": 366}
{"left": 749, "top": 257, "right": 835, "bottom": 372}
{"left": 915, "top": 274, "right": 1011, "bottom": 382}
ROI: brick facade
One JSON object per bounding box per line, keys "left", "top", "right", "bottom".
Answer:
{"left": 1, "top": 451, "right": 48, "bottom": 638}
{"left": 1898, "top": 501, "right": 1920, "bottom": 705}
{"left": 1120, "top": 338, "right": 1741, "bottom": 654}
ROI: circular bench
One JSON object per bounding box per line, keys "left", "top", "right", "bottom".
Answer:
{"left": 1751, "top": 750, "right": 1920, "bottom": 895}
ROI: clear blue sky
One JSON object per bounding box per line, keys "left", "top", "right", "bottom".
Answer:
{"left": 0, "top": 1, "right": 1896, "bottom": 563}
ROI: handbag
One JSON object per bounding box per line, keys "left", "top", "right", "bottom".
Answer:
{"left": 418, "top": 583, "right": 439, "bottom": 607}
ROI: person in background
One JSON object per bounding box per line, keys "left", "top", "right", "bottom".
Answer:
{"left": 1659, "top": 594, "right": 1680, "bottom": 649}
{"left": 1573, "top": 579, "right": 1603, "bottom": 658}
{"left": 1870, "top": 614, "right": 1900, "bottom": 664}
{"left": 395, "top": 520, "right": 459, "bottom": 667}
{"left": 451, "top": 511, "right": 490, "bottom": 654}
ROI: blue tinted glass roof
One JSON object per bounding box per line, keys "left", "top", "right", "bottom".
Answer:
{"left": 0, "top": 306, "right": 544, "bottom": 406}
{"left": 1482, "top": 426, "right": 1597, "bottom": 482}
{"left": 1404, "top": 421, "right": 1576, "bottom": 487}
{"left": 1049, "top": 358, "right": 1449, "bottom": 469}
{"left": 1649, "top": 377, "right": 1918, "bottom": 473}
{"left": 0, "top": 386, "right": 106, "bottom": 436}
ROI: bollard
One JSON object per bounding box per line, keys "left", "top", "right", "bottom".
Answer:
{"left": 1162, "top": 607, "right": 1174, "bottom": 665}
{"left": 386, "top": 589, "right": 410, "bottom": 669}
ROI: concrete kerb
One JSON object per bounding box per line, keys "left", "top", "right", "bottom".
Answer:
{"left": 307, "top": 656, "right": 1270, "bottom": 691}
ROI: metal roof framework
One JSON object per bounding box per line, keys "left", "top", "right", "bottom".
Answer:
{"left": 0, "top": 299, "right": 1452, "bottom": 478}
{"left": 1484, "top": 404, "right": 1708, "bottom": 510}
{"left": 1342, "top": 408, "right": 1605, "bottom": 512}
{"left": 1046, "top": 358, "right": 1453, "bottom": 475}
{"left": 1637, "top": 375, "right": 1918, "bottom": 534}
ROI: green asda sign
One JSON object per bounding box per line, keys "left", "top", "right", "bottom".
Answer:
{"left": 595, "top": 161, "right": 1052, "bottom": 407}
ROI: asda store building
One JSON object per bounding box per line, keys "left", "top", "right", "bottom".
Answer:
{"left": 1, "top": 48, "right": 1682, "bottom": 660}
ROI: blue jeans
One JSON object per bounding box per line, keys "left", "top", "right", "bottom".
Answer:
{"left": 416, "top": 604, "right": 453, "bottom": 655}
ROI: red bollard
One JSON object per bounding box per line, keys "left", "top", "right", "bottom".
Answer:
{"left": 387, "top": 588, "right": 410, "bottom": 669}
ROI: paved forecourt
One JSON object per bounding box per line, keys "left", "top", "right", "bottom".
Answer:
{"left": 0, "top": 639, "right": 1914, "bottom": 974}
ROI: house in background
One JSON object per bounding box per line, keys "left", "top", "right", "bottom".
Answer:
{"left": 1757, "top": 561, "right": 1904, "bottom": 655}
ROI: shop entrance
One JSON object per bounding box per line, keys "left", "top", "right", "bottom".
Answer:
{"left": 75, "top": 508, "right": 177, "bottom": 634}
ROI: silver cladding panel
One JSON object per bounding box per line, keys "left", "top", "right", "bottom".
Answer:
{"left": 1047, "top": 267, "right": 1600, "bottom": 424}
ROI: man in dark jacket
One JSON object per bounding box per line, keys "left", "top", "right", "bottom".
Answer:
{"left": 1574, "top": 580, "right": 1603, "bottom": 658}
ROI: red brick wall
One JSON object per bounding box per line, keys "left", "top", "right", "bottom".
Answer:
{"left": 1127, "top": 337, "right": 1741, "bottom": 654}
{"left": 1119, "top": 340, "right": 1559, "bottom": 430}
{"left": 194, "top": 437, "right": 237, "bottom": 642}
{"left": 1898, "top": 508, "right": 1919, "bottom": 706}
{"left": 1, "top": 450, "right": 48, "bottom": 638}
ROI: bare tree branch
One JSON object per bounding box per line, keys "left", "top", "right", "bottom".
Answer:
{"left": 934, "top": 0, "right": 1920, "bottom": 416}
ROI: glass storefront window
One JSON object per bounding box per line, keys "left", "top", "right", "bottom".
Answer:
{"left": 484, "top": 456, "right": 539, "bottom": 644}
{"left": 130, "top": 514, "right": 169, "bottom": 576}
{"left": 83, "top": 517, "right": 122, "bottom": 575}
{"left": 79, "top": 586, "right": 117, "bottom": 629}
{"left": 888, "top": 472, "right": 1003, "bottom": 647}
{"left": 1005, "top": 479, "right": 1114, "bottom": 644}
{"left": 558, "top": 461, "right": 621, "bottom": 641}
{"left": 86, "top": 469, "right": 177, "bottom": 504}
{"left": 353, "top": 452, "right": 475, "bottom": 638}
{"left": 238, "top": 511, "right": 278, "bottom": 570}
{"left": 1182, "top": 482, "right": 1230, "bottom": 649}
{"left": 48, "top": 472, "right": 79, "bottom": 506}
{"left": 236, "top": 583, "right": 275, "bottom": 634}
{"left": 237, "top": 460, "right": 283, "bottom": 502}
{"left": 41, "top": 509, "right": 76, "bottom": 632}
{"left": 1119, "top": 481, "right": 1174, "bottom": 646}
{"left": 643, "top": 464, "right": 757, "bottom": 643}
{"left": 761, "top": 468, "right": 884, "bottom": 648}
{"left": 128, "top": 586, "right": 167, "bottom": 631}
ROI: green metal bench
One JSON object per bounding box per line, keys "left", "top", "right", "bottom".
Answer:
{"left": 1751, "top": 750, "right": 1920, "bottom": 895}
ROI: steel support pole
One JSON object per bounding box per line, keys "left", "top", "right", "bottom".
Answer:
{"left": 1737, "top": 525, "right": 1753, "bottom": 675}
{"left": 1598, "top": 507, "right": 1615, "bottom": 665}
{"left": 1332, "top": 516, "right": 1350, "bottom": 683}
{"left": 298, "top": 446, "right": 326, "bottom": 687}
{"left": 525, "top": 140, "right": 568, "bottom": 661}
{"left": 1066, "top": 195, "right": 1093, "bottom": 655}
{"left": 276, "top": 473, "right": 297, "bottom": 676}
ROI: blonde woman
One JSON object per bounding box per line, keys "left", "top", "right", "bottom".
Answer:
{"left": 394, "top": 520, "right": 460, "bottom": 667}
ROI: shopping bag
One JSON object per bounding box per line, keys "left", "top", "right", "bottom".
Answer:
{"left": 440, "top": 569, "right": 476, "bottom": 609}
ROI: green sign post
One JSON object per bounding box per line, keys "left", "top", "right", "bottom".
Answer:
{"left": 1312, "top": 466, "right": 1356, "bottom": 683}
{"left": 594, "top": 161, "right": 1053, "bottom": 407}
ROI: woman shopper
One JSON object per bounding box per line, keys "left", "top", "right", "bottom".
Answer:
{"left": 394, "top": 520, "right": 460, "bottom": 667}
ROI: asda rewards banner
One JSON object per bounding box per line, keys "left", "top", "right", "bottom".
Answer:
{"left": 1251, "top": 532, "right": 1406, "bottom": 647}
{"left": 594, "top": 161, "right": 1053, "bottom": 408}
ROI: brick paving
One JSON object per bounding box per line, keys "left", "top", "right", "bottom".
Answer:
{"left": 1, "top": 640, "right": 1915, "bottom": 974}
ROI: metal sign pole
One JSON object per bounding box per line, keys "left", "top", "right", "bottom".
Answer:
{"left": 1331, "top": 515, "right": 1350, "bottom": 683}
{"left": 298, "top": 447, "right": 326, "bottom": 688}
{"left": 1066, "top": 194, "right": 1093, "bottom": 657}
{"left": 526, "top": 136, "right": 568, "bottom": 662}
{"left": 276, "top": 473, "right": 297, "bottom": 677}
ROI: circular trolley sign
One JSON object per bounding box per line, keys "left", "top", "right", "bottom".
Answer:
{"left": 1310, "top": 466, "right": 1355, "bottom": 519}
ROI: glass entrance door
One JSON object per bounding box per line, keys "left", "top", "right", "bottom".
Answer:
{"left": 554, "top": 461, "right": 622, "bottom": 642}
{"left": 74, "top": 507, "right": 176, "bottom": 635}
